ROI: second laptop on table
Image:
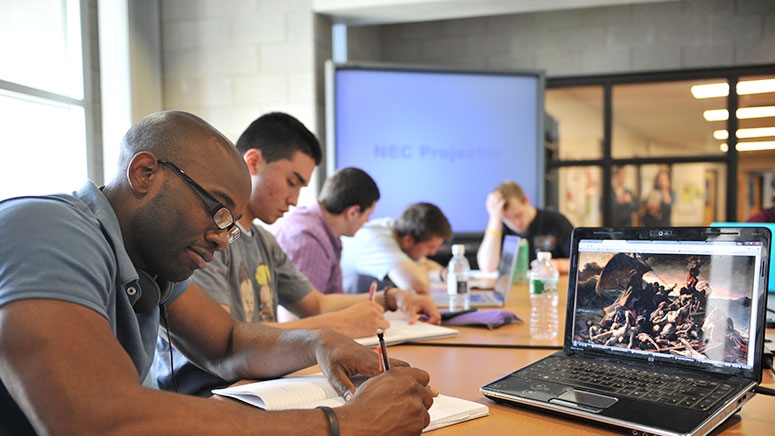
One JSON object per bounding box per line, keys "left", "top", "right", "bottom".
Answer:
{"left": 432, "top": 235, "right": 520, "bottom": 308}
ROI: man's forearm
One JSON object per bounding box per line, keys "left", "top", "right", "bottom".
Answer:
{"left": 223, "top": 323, "right": 320, "bottom": 380}
{"left": 261, "top": 314, "right": 355, "bottom": 338}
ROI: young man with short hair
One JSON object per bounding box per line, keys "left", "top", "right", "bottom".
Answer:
{"left": 341, "top": 202, "right": 453, "bottom": 295}
{"left": 274, "top": 167, "right": 381, "bottom": 295}
{"left": 477, "top": 180, "right": 573, "bottom": 274}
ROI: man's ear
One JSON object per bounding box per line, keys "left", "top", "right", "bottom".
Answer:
{"left": 397, "top": 234, "right": 415, "bottom": 251}
{"left": 343, "top": 204, "right": 361, "bottom": 220}
{"left": 126, "top": 152, "right": 159, "bottom": 195}
{"left": 243, "top": 148, "right": 264, "bottom": 176}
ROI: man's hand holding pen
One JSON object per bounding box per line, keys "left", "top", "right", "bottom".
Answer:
{"left": 312, "top": 325, "right": 438, "bottom": 435}
{"left": 336, "top": 367, "right": 435, "bottom": 435}
{"left": 333, "top": 329, "right": 437, "bottom": 435}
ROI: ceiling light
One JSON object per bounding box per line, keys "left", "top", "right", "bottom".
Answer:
{"left": 739, "top": 106, "right": 775, "bottom": 119}
{"left": 702, "top": 106, "right": 775, "bottom": 121}
{"left": 691, "top": 83, "right": 728, "bottom": 99}
{"left": 713, "top": 127, "right": 775, "bottom": 140}
{"left": 738, "top": 127, "right": 775, "bottom": 138}
{"left": 719, "top": 141, "right": 775, "bottom": 152}
{"left": 736, "top": 141, "right": 775, "bottom": 151}
{"left": 737, "top": 79, "right": 775, "bottom": 95}
{"left": 703, "top": 109, "right": 728, "bottom": 121}
{"left": 691, "top": 78, "right": 775, "bottom": 99}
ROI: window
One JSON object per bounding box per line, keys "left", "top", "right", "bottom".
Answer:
{"left": 546, "top": 66, "right": 775, "bottom": 227}
{"left": 611, "top": 80, "right": 726, "bottom": 158}
{"left": 546, "top": 86, "right": 603, "bottom": 160}
{"left": 0, "top": 0, "right": 94, "bottom": 200}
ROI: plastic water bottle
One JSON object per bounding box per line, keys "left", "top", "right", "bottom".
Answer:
{"left": 529, "top": 251, "right": 559, "bottom": 339}
{"left": 447, "top": 244, "right": 470, "bottom": 311}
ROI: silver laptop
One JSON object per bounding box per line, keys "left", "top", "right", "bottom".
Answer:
{"left": 481, "top": 227, "right": 771, "bottom": 436}
{"left": 432, "top": 235, "right": 520, "bottom": 308}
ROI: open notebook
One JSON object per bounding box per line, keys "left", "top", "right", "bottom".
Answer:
{"left": 213, "top": 374, "right": 489, "bottom": 432}
{"left": 481, "top": 226, "right": 771, "bottom": 436}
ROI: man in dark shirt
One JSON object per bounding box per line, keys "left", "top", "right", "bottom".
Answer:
{"left": 477, "top": 180, "right": 573, "bottom": 274}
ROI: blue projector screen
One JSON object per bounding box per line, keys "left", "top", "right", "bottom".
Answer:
{"left": 326, "top": 62, "right": 544, "bottom": 237}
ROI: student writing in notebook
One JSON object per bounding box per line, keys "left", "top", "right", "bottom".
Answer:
{"left": 477, "top": 180, "right": 572, "bottom": 274}
{"left": 341, "top": 202, "right": 453, "bottom": 294}
{"left": 154, "top": 113, "right": 440, "bottom": 397}
{"left": 0, "top": 111, "right": 434, "bottom": 436}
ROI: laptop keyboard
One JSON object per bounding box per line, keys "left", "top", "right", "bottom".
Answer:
{"left": 520, "top": 356, "right": 735, "bottom": 411}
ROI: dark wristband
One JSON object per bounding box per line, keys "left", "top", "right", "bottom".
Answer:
{"left": 382, "top": 287, "right": 397, "bottom": 311}
{"left": 317, "top": 406, "right": 340, "bottom": 436}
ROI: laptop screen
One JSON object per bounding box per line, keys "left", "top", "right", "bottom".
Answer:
{"left": 493, "top": 235, "right": 520, "bottom": 297}
{"left": 566, "top": 228, "right": 769, "bottom": 376}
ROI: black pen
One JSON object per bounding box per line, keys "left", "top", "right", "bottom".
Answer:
{"left": 377, "top": 328, "right": 390, "bottom": 371}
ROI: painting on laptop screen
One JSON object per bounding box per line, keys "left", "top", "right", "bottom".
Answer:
{"left": 572, "top": 247, "right": 761, "bottom": 370}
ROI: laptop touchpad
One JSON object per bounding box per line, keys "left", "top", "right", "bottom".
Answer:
{"left": 550, "top": 389, "right": 618, "bottom": 412}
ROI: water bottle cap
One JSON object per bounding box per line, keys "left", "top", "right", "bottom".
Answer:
{"left": 452, "top": 244, "right": 465, "bottom": 255}
{"left": 537, "top": 251, "right": 552, "bottom": 261}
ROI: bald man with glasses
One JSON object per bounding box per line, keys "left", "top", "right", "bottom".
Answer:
{"left": 0, "top": 111, "right": 434, "bottom": 436}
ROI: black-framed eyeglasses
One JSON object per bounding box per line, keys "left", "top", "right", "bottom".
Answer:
{"left": 157, "top": 159, "right": 240, "bottom": 244}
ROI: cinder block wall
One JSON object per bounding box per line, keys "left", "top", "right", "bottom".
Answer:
{"left": 347, "top": 0, "right": 774, "bottom": 76}
{"left": 160, "top": 0, "right": 317, "bottom": 144}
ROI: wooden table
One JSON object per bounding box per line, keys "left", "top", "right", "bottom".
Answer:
{"left": 389, "top": 341, "right": 775, "bottom": 435}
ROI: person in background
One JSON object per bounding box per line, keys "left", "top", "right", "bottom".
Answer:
{"left": 611, "top": 165, "right": 638, "bottom": 227}
{"left": 154, "top": 112, "right": 439, "bottom": 397}
{"left": 0, "top": 111, "right": 433, "bottom": 436}
{"left": 341, "top": 202, "right": 452, "bottom": 295}
{"left": 273, "top": 167, "right": 378, "bottom": 295}
{"left": 640, "top": 167, "right": 675, "bottom": 227}
{"left": 747, "top": 174, "right": 775, "bottom": 223}
{"left": 477, "top": 180, "right": 572, "bottom": 274}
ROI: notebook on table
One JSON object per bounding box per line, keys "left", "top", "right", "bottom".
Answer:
{"left": 711, "top": 222, "right": 775, "bottom": 328}
{"left": 432, "top": 235, "right": 520, "bottom": 308}
{"left": 481, "top": 226, "right": 771, "bottom": 436}
{"left": 353, "top": 319, "right": 458, "bottom": 347}
{"left": 213, "top": 373, "right": 489, "bottom": 432}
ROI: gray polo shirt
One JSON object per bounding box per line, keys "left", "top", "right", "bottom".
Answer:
{"left": 0, "top": 181, "right": 190, "bottom": 435}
